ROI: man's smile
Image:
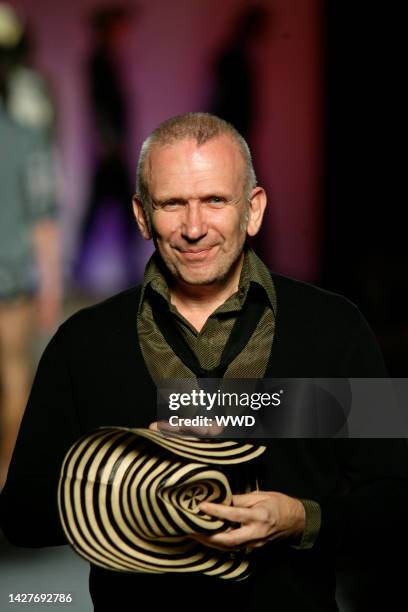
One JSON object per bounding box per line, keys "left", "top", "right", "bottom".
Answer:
{"left": 175, "top": 245, "right": 217, "bottom": 261}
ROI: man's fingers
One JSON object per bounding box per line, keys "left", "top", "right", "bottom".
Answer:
{"left": 192, "top": 524, "right": 255, "bottom": 550}
{"left": 150, "top": 421, "right": 223, "bottom": 437}
{"left": 149, "top": 420, "right": 182, "bottom": 433}
{"left": 193, "top": 528, "right": 276, "bottom": 551}
{"left": 199, "top": 501, "right": 250, "bottom": 523}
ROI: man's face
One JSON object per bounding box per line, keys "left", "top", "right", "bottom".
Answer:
{"left": 135, "top": 136, "right": 264, "bottom": 288}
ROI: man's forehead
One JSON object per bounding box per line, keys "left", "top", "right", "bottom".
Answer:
{"left": 146, "top": 135, "right": 243, "bottom": 173}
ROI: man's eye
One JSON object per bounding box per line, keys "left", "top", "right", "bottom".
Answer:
{"left": 162, "top": 200, "right": 183, "bottom": 210}
{"left": 207, "top": 196, "right": 225, "bottom": 205}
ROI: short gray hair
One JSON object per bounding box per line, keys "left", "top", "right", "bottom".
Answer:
{"left": 136, "top": 112, "right": 257, "bottom": 212}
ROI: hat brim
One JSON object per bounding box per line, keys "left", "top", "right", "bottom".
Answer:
{"left": 58, "top": 427, "right": 265, "bottom": 580}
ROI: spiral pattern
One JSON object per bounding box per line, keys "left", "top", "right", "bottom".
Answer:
{"left": 58, "top": 427, "right": 265, "bottom": 580}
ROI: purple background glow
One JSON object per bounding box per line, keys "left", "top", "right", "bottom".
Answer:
{"left": 10, "top": 0, "right": 323, "bottom": 284}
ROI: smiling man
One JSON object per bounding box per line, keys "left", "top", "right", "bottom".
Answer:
{"left": 134, "top": 132, "right": 259, "bottom": 288}
{"left": 134, "top": 118, "right": 268, "bottom": 334}
{"left": 1, "top": 113, "right": 407, "bottom": 612}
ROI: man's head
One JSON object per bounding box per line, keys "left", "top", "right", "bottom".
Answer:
{"left": 136, "top": 113, "right": 256, "bottom": 211}
{"left": 133, "top": 112, "right": 266, "bottom": 289}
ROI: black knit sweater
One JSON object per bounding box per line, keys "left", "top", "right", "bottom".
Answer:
{"left": 2, "top": 273, "right": 407, "bottom": 611}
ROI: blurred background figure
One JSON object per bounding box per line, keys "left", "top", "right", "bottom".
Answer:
{"left": 0, "top": 3, "right": 61, "bottom": 489}
{"left": 208, "top": 0, "right": 269, "bottom": 260}
{"left": 74, "top": 5, "right": 141, "bottom": 292}
{"left": 209, "top": 1, "right": 267, "bottom": 145}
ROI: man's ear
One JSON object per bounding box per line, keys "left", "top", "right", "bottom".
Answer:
{"left": 132, "top": 195, "right": 152, "bottom": 240}
{"left": 246, "top": 187, "right": 267, "bottom": 237}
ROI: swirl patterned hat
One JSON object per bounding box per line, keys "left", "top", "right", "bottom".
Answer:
{"left": 58, "top": 427, "right": 265, "bottom": 581}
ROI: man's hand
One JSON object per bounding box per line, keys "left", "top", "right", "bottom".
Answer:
{"left": 149, "top": 420, "right": 224, "bottom": 437}
{"left": 193, "top": 491, "right": 305, "bottom": 551}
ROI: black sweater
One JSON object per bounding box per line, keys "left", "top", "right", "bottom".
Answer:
{"left": 1, "top": 273, "right": 407, "bottom": 611}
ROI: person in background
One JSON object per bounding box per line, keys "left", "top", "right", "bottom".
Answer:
{"left": 74, "top": 5, "right": 139, "bottom": 288}
{"left": 0, "top": 3, "right": 61, "bottom": 489}
{"left": 210, "top": 3, "right": 267, "bottom": 143}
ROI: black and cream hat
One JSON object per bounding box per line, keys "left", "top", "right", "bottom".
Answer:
{"left": 58, "top": 427, "right": 266, "bottom": 581}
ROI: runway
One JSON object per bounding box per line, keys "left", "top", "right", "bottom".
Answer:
{"left": 0, "top": 531, "right": 91, "bottom": 611}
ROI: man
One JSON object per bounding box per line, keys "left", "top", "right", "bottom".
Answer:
{"left": 1, "top": 113, "right": 407, "bottom": 611}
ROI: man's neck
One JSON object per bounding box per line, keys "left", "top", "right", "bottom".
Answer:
{"left": 169, "top": 254, "right": 244, "bottom": 332}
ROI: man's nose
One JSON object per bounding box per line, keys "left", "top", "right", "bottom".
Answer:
{"left": 180, "top": 202, "right": 208, "bottom": 241}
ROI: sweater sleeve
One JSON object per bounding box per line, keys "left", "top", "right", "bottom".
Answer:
{"left": 0, "top": 326, "right": 81, "bottom": 547}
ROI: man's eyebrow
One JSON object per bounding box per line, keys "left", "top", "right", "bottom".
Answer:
{"left": 151, "top": 193, "right": 233, "bottom": 205}
{"left": 151, "top": 196, "right": 188, "bottom": 205}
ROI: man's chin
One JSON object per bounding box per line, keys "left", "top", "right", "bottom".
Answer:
{"left": 177, "top": 272, "right": 220, "bottom": 287}
{"left": 173, "top": 263, "right": 229, "bottom": 287}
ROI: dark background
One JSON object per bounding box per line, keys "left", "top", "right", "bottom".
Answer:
{"left": 323, "top": 3, "right": 406, "bottom": 376}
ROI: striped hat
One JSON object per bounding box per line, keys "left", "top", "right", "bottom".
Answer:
{"left": 58, "top": 427, "right": 266, "bottom": 581}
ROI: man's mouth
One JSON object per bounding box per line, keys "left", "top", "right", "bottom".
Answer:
{"left": 176, "top": 246, "right": 216, "bottom": 261}
{"left": 180, "top": 247, "right": 212, "bottom": 253}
